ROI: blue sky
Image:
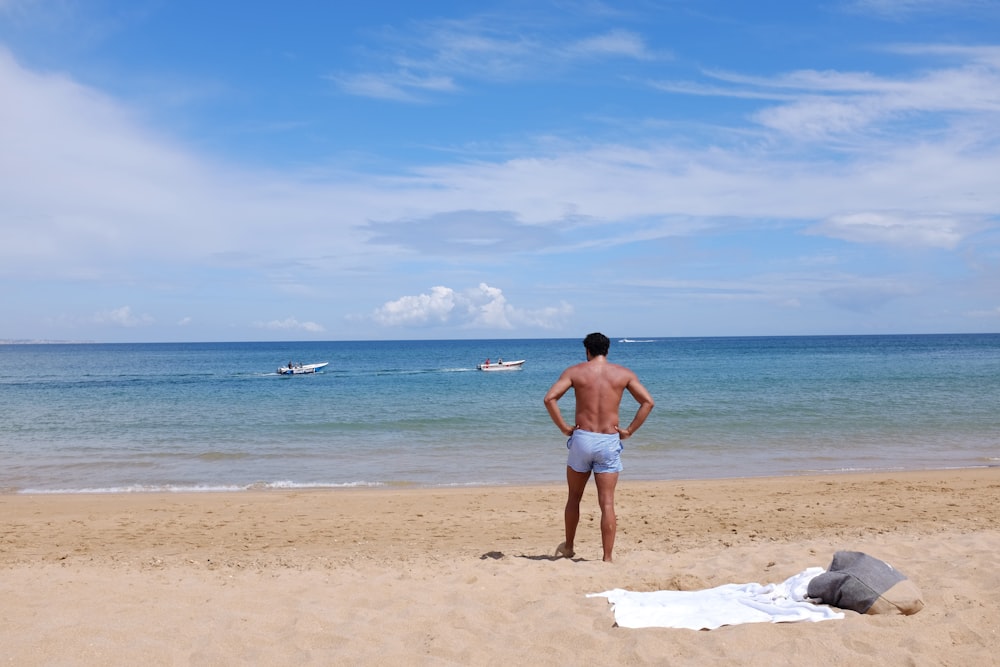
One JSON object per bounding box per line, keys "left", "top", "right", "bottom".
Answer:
{"left": 2, "top": 0, "right": 999, "bottom": 342}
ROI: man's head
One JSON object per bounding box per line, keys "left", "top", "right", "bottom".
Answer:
{"left": 583, "top": 332, "right": 610, "bottom": 358}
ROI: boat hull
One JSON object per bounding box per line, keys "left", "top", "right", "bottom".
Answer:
{"left": 476, "top": 360, "right": 525, "bottom": 371}
{"left": 277, "top": 362, "right": 329, "bottom": 375}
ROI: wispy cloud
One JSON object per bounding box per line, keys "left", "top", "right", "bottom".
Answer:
{"left": 332, "top": 17, "right": 656, "bottom": 102}
{"left": 3, "top": 3, "right": 998, "bottom": 340}
{"left": 333, "top": 72, "right": 457, "bottom": 103}
{"left": 562, "top": 29, "right": 653, "bottom": 59}
{"left": 652, "top": 51, "right": 1000, "bottom": 142}
{"left": 965, "top": 305, "right": 1000, "bottom": 319}
{"left": 0, "top": 47, "right": 376, "bottom": 283}
{"left": 365, "top": 210, "right": 561, "bottom": 255}
{"left": 809, "top": 211, "right": 983, "bottom": 249}
{"left": 92, "top": 306, "right": 153, "bottom": 327}
{"left": 4, "top": 38, "right": 997, "bottom": 285}
{"left": 821, "top": 281, "right": 917, "bottom": 313}
{"left": 843, "top": 0, "right": 996, "bottom": 19}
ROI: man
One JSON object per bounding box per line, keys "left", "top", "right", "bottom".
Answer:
{"left": 543, "top": 332, "right": 654, "bottom": 563}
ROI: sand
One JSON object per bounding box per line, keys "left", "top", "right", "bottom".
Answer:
{"left": 2, "top": 468, "right": 998, "bottom": 666}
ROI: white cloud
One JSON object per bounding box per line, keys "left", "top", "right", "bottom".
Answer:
{"left": 565, "top": 29, "right": 652, "bottom": 59}
{"left": 372, "top": 283, "right": 572, "bottom": 330}
{"left": 4, "top": 38, "right": 998, "bottom": 288}
{"left": 661, "top": 52, "right": 1000, "bottom": 143}
{"left": 332, "top": 18, "right": 657, "bottom": 102}
{"left": 3, "top": 16, "right": 1000, "bottom": 341}
{"left": 965, "top": 306, "right": 1000, "bottom": 318}
{"left": 253, "top": 318, "right": 326, "bottom": 333}
{"left": 466, "top": 283, "right": 510, "bottom": 328}
{"left": 753, "top": 97, "right": 885, "bottom": 139}
{"left": 92, "top": 306, "right": 153, "bottom": 327}
{"left": 821, "top": 281, "right": 917, "bottom": 313}
{"left": 0, "top": 47, "right": 379, "bottom": 283}
{"left": 332, "top": 72, "right": 457, "bottom": 103}
{"left": 512, "top": 301, "right": 575, "bottom": 329}
{"left": 809, "top": 211, "right": 978, "bottom": 249}
{"left": 844, "top": 0, "right": 994, "bottom": 18}
{"left": 372, "top": 286, "right": 458, "bottom": 326}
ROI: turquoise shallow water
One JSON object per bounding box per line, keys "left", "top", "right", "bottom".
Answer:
{"left": 1, "top": 334, "right": 997, "bottom": 493}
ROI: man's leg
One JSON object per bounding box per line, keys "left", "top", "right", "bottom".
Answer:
{"left": 563, "top": 466, "right": 591, "bottom": 556}
{"left": 594, "top": 471, "right": 619, "bottom": 562}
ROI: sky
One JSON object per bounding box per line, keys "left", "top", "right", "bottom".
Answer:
{"left": 1, "top": 0, "right": 999, "bottom": 342}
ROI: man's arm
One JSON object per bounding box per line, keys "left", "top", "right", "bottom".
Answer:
{"left": 616, "top": 378, "right": 654, "bottom": 440}
{"left": 543, "top": 373, "right": 575, "bottom": 436}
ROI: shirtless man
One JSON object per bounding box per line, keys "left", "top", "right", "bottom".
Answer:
{"left": 543, "top": 332, "right": 654, "bottom": 562}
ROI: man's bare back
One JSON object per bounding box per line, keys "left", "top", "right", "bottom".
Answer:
{"left": 543, "top": 355, "right": 654, "bottom": 438}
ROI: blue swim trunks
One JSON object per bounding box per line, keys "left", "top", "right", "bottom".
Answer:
{"left": 566, "top": 429, "right": 623, "bottom": 474}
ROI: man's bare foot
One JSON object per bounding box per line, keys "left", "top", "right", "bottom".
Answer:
{"left": 555, "top": 542, "right": 575, "bottom": 559}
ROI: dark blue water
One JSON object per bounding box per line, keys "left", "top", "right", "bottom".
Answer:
{"left": 1, "top": 335, "right": 997, "bottom": 492}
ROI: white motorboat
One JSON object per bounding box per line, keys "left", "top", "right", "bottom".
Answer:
{"left": 277, "top": 362, "right": 329, "bottom": 375}
{"left": 476, "top": 359, "right": 525, "bottom": 372}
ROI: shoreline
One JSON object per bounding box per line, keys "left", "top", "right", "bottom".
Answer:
{"left": 6, "top": 461, "right": 998, "bottom": 496}
{"left": 2, "top": 468, "right": 998, "bottom": 664}
{"left": 3, "top": 468, "right": 997, "bottom": 565}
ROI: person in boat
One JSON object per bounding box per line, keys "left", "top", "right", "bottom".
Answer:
{"left": 543, "top": 332, "right": 654, "bottom": 563}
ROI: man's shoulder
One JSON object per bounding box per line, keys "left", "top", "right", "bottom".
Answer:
{"left": 566, "top": 359, "right": 635, "bottom": 378}
{"left": 604, "top": 363, "right": 641, "bottom": 386}
{"left": 606, "top": 360, "right": 636, "bottom": 373}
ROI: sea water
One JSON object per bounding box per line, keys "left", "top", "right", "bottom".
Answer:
{"left": 1, "top": 335, "right": 997, "bottom": 493}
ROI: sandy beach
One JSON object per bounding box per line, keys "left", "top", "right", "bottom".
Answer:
{"left": 2, "top": 468, "right": 998, "bottom": 665}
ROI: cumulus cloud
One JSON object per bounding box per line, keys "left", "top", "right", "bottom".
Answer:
{"left": 371, "top": 285, "right": 458, "bottom": 326}
{"left": 372, "top": 283, "right": 572, "bottom": 329}
{"left": 253, "top": 317, "right": 325, "bottom": 333}
{"left": 466, "top": 283, "right": 509, "bottom": 328}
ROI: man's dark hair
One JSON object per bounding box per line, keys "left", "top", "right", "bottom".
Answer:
{"left": 583, "top": 332, "right": 610, "bottom": 357}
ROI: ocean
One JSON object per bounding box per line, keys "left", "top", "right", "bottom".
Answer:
{"left": 1, "top": 334, "right": 998, "bottom": 493}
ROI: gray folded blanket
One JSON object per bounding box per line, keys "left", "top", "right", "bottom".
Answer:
{"left": 807, "top": 551, "right": 924, "bottom": 615}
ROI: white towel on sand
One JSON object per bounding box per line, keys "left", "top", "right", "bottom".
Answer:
{"left": 588, "top": 567, "right": 844, "bottom": 630}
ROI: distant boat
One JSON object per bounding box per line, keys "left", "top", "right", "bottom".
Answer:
{"left": 476, "top": 359, "right": 525, "bottom": 372}
{"left": 277, "top": 362, "right": 329, "bottom": 375}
